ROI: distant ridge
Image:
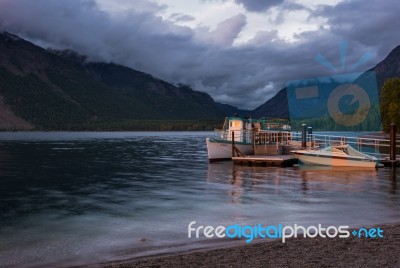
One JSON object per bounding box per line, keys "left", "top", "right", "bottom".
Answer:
{"left": 215, "top": 103, "right": 252, "bottom": 117}
{"left": 372, "top": 45, "right": 400, "bottom": 88}
{"left": 251, "top": 88, "right": 289, "bottom": 119}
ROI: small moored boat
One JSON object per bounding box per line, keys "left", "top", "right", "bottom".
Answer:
{"left": 293, "top": 144, "right": 378, "bottom": 168}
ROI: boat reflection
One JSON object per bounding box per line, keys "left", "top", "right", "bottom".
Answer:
{"left": 206, "top": 162, "right": 395, "bottom": 204}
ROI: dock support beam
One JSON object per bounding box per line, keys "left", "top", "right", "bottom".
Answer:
{"left": 301, "top": 124, "right": 307, "bottom": 148}
{"left": 390, "top": 124, "right": 397, "bottom": 164}
{"left": 232, "top": 131, "right": 235, "bottom": 157}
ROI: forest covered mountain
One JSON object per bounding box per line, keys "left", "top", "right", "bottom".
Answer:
{"left": 0, "top": 32, "right": 225, "bottom": 130}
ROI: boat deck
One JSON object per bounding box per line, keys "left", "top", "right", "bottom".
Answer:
{"left": 232, "top": 155, "right": 298, "bottom": 167}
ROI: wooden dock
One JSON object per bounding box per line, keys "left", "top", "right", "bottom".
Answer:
{"left": 228, "top": 123, "right": 399, "bottom": 169}
{"left": 232, "top": 155, "right": 298, "bottom": 167}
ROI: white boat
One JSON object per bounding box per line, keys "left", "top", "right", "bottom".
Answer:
{"left": 206, "top": 117, "right": 291, "bottom": 162}
{"left": 206, "top": 138, "right": 254, "bottom": 162}
{"left": 293, "top": 144, "right": 378, "bottom": 168}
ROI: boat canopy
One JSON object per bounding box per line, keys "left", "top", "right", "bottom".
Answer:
{"left": 329, "top": 145, "right": 376, "bottom": 160}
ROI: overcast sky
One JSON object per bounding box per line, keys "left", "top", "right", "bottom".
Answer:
{"left": 0, "top": 0, "right": 399, "bottom": 109}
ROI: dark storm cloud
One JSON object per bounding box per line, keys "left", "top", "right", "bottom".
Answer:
{"left": 0, "top": 0, "right": 399, "bottom": 109}
{"left": 312, "top": 0, "right": 400, "bottom": 57}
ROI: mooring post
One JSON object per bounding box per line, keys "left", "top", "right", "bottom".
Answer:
{"left": 390, "top": 124, "right": 396, "bottom": 163}
{"left": 307, "top": 126, "right": 313, "bottom": 148}
{"left": 301, "top": 124, "right": 307, "bottom": 148}
{"left": 232, "top": 131, "right": 235, "bottom": 157}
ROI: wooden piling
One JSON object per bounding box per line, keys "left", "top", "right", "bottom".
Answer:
{"left": 390, "top": 124, "right": 397, "bottom": 166}
{"left": 231, "top": 131, "right": 246, "bottom": 157}
{"left": 301, "top": 124, "right": 307, "bottom": 148}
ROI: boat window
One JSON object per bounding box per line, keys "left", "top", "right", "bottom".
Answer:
{"left": 229, "top": 121, "right": 241, "bottom": 128}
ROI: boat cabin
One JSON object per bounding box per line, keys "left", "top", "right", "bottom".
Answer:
{"left": 222, "top": 117, "right": 253, "bottom": 142}
{"left": 218, "top": 116, "right": 292, "bottom": 145}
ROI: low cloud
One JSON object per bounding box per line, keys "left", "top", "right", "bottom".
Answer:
{"left": 211, "top": 13, "right": 247, "bottom": 46}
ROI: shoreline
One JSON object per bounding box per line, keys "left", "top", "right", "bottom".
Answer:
{"left": 81, "top": 223, "right": 400, "bottom": 268}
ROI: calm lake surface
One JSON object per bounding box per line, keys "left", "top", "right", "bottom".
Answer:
{"left": 0, "top": 132, "right": 399, "bottom": 267}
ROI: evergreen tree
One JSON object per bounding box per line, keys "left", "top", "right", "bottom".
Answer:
{"left": 380, "top": 78, "right": 400, "bottom": 132}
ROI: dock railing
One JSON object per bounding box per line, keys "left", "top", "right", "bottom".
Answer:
{"left": 214, "top": 127, "right": 399, "bottom": 161}
{"left": 291, "top": 132, "right": 400, "bottom": 160}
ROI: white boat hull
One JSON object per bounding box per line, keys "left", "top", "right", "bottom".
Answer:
{"left": 206, "top": 138, "right": 253, "bottom": 162}
{"left": 294, "top": 152, "right": 376, "bottom": 168}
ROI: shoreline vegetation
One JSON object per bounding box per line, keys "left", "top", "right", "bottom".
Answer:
{"left": 0, "top": 120, "right": 224, "bottom": 132}
{"left": 1, "top": 126, "right": 398, "bottom": 133}
{"left": 84, "top": 223, "right": 400, "bottom": 268}
{"left": 4, "top": 73, "right": 400, "bottom": 133}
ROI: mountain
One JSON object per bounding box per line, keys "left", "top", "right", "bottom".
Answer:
{"left": 372, "top": 45, "right": 400, "bottom": 88}
{"left": 251, "top": 88, "right": 289, "bottom": 119}
{"left": 251, "top": 45, "right": 400, "bottom": 119}
{"left": 0, "top": 32, "right": 225, "bottom": 130}
{"left": 215, "top": 103, "right": 252, "bottom": 117}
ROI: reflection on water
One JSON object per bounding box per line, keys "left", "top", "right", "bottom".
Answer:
{"left": 207, "top": 162, "right": 395, "bottom": 200}
{"left": 391, "top": 168, "right": 397, "bottom": 194}
{"left": 206, "top": 161, "right": 400, "bottom": 227}
{"left": 0, "top": 132, "right": 399, "bottom": 267}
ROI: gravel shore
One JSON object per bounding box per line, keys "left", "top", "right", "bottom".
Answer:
{"left": 83, "top": 224, "right": 400, "bottom": 268}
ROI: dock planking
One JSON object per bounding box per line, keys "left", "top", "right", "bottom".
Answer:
{"left": 232, "top": 155, "right": 298, "bottom": 167}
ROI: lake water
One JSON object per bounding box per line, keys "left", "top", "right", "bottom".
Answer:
{"left": 0, "top": 132, "right": 399, "bottom": 267}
